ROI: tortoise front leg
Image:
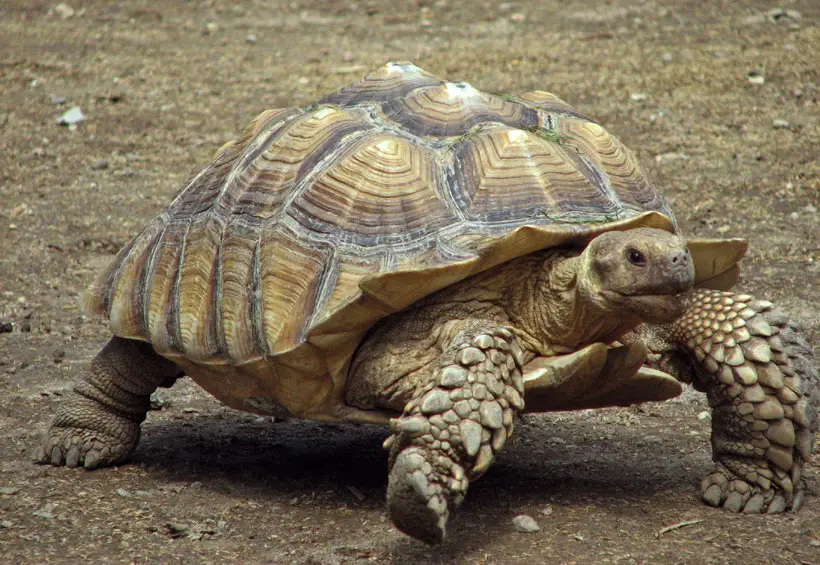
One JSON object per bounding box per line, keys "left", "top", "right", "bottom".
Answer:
{"left": 644, "top": 289, "right": 818, "bottom": 513}
{"left": 384, "top": 323, "right": 525, "bottom": 544}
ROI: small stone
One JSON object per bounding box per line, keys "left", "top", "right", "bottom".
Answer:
{"left": 56, "top": 106, "right": 85, "bottom": 125}
{"left": 512, "top": 514, "right": 540, "bottom": 533}
{"left": 420, "top": 389, "right": 452, "bottom": 414}
{"left": 166, "top": 523, "right": 190, "bottom": 538}
{"left": 52, "top": 349, "right": 66, "bottom": 364}
{"left": 91, "top": 159, "right": 109, "bottom": 170}
{"left": 116, "top": 488, "right": 131, "bottom": 497}
{"left": 655, "top": 152, "right": 690, "bottom": 163}
{"left": 54, "top": 2, "right": 75, "bottom": 19}
{"left": 630, "top": 92, "right": 648, "bottom": 102}
{"left": 33, "top": 504, "right": 55, "bottom": 519}
{"left": 246, "top": 33, "right": 257, "bottom": 44}
{"left": 182, "top": 407, "right": 199, "bottom": 413}
{"left": 697, "top": 410, "right": 711, "bottom": 421}
{"left": 0, "top": 520, "right": 12, "bottom": 528}
{"left": 747, "top": 72, "right": 765, "bottom": 85}
{"left": 772, "top": 119, "right": 790, "bottom": 129}
{"left": 0, "top": 487, "right": 21, "bottom": 495}
{"left": 50, "top": 95, "right": 66, "bottom": 105}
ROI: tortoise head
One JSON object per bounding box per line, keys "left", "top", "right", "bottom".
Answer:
{"left": 579, "top": 227, "right": 695, "bottom": 324}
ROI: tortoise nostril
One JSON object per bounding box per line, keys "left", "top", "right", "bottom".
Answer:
{"left": 669, "top": 250, "right": 687, "bottom": 265}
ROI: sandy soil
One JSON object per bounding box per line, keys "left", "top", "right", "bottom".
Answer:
{"left": 1, "top": 1, "right": 818, "bottom": 563}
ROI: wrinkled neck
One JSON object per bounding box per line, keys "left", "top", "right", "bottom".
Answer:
{"left": 506, "top": 251, "right": 639, "bottom": 353}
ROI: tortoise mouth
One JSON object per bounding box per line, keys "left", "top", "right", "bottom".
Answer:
{"left": 610, "top": 288, "right": 685, "bottom": 297}
{"left": 602, "top": 289, "right": 687, "bottom": 323}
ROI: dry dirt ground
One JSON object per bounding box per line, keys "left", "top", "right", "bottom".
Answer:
{"left": 1, "top": 1, "right": 819, "bottom": 563}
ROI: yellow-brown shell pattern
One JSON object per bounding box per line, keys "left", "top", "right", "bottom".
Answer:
{"left": 85, "top": 62, "right": 674, "bottom": 366}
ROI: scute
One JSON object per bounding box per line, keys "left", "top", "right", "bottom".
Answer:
{"left": 84, "top": 62, "right": 676, "bottom": 420}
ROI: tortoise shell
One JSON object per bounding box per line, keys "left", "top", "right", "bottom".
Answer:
{"left": 84, "top": 62, "right": 678, "bottom": 421}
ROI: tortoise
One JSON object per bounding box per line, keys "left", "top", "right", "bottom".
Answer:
{"left": 38, "top": 62, "right": 817, "bottom": 544}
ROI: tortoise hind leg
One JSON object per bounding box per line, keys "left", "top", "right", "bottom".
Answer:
{"left": 384, "top": 323, "right": 525, "bottom": 544}
{"left": 37, "top": 336, "right": 182, "bottom": 469}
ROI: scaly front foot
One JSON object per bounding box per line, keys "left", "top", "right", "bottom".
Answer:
{"left": 671, "top": 290, "right": 818, "bottom": 513}
{"left": 385, "top": 325, "right": 524, "bottom": 543}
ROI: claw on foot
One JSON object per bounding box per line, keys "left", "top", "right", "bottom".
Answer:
{"left": 37, "top": 423, "right": 139, "bottom": 470}
{"left": 387, "top": 447, "right": 454, "bottom": 545}
{"left": 700, "top": 464, "right": 793, "bottom": 514}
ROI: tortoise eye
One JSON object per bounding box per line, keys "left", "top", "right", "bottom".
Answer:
{"left": 627, "top": 248, "right": 646, "bottom": 265}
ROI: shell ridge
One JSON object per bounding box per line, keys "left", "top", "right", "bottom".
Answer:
{"left": 437, "top": 150, "right": 468, "bottom": 224}
{"left": 99, "top": 231, "right": 140, "bottom": 318}
{"left": 218, "top": 109, "right": 304, "bottom": 216}
{"left": 249, "top": 228, "right": 266, "bottom": 357}
{"left": 210, "top": 218, "right": 228, "bottom": 358}
{"left": 138, "top": 216, "right": 170, "bottom": 338}
{"left": 302, "top": 238, "right": 340, "bottom": 339}
{"left": 577, "top": 152, "right": 621, "bottom": 212}
{"left": 168, "top": 220, "right": 192, "bottom": 354}
{"left": 268, "top": 125, "right": 376, "bottom": 231}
